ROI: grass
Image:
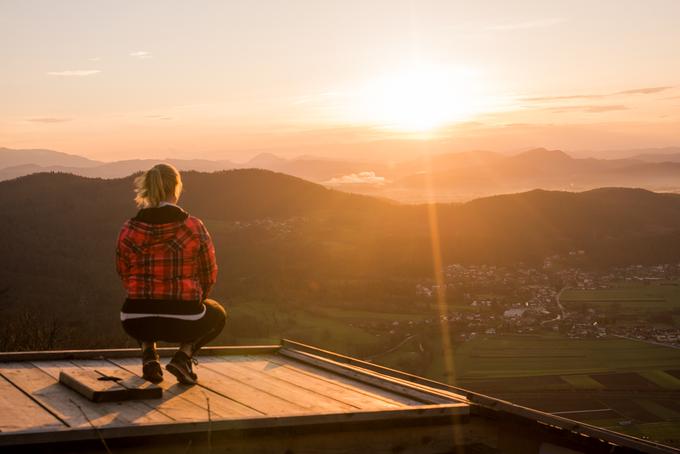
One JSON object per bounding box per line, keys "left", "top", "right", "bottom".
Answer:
{"left": 638, "top": 370, "right": 680, "bottom": 390}
{"left": 560, "top": 283, "right": 680, "bottom": 314}
{"left": 615, "top": 422, "right": 680, "bottom": 445}
{"left": 634, "top": 400, "right": 680, "bottom": 420}
{"left": 226, "top": 300, "right": 386, "bottom": 355}
{"left": 419, "top": 334, "right": 680, "bottom": 380}
{"left": 561, "top": 374, "right": 605, "bottom": 390}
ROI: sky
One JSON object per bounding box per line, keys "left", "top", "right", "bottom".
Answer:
{"left": 1, "top": 0, "right": 679, "bottom": 161}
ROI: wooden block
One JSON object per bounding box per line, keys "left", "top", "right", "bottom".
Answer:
{"left": 58, "top": 369, "right": 161, "bottom": 402}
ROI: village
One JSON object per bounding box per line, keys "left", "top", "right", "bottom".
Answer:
{"left": 398, "top": 254, "right": 680, "bottom": 348}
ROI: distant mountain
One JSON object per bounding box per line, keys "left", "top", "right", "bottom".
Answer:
{"left": 628, "top": 151, "right": 680, "bottom": 163}
{"left": 0, "top": 147, "right": 101, "bottom": 168}
{"left": 5, "top": 146, "right": 680, "bottom": 203}
{"left": 0, "top": 149, "right": 238, "bottom": 180}
{"left": 571, "top": 147, "right": 680, "bottom": 160}
{"left": 0, "top": 147, "right": 373, "bottom": 183}
{"left": 384, "top": 148, "right": 680, "bottom": 200}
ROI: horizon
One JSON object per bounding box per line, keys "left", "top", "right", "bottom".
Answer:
{"left": 2, "top": 0, "right": 680, "bottom": 161}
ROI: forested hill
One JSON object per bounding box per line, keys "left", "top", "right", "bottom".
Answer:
{"left": 2, "top": 169, "right": 680, "bottom": 348}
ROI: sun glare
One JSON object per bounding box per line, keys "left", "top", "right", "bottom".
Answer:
{"left": 353, "top": 64, "right": 486, "bottom": 132}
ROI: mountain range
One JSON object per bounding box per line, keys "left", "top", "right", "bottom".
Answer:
{"left": 3, "top": 146, "right": 680, "bottom": 202}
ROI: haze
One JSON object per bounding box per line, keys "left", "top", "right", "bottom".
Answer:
{"left": 2, "top": 0, "right": 680, "bottom": 161}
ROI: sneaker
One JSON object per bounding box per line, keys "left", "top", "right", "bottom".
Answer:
{"left": 142, "top": 348, "right": 163, "bottom": 384}
{"left": 166, "top": 351, "right": 198, "bottom": 385}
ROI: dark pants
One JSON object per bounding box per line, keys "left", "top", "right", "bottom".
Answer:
{"left": 122, "top": 299, "right": 226, "bottom": 353}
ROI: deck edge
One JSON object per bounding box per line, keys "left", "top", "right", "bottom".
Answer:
{"left": 0, "top": 345, "right": 281, "bottom": 362}
{"left": 0, "top": 403, "right": 467, "bottom": 447}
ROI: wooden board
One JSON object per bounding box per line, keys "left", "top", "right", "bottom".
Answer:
{"left": 29, "top": 360, "right": 175, "bottom": 426}
{"left": 109, "top": 357, "right": 263, "bottom": 419}
{"left": 0, "top": 345, "right": 280, "bottom": 362}
{"left": 206, "top": 355, "right": 406, "bottom": 411}
{"left": 60, "top": 369, "right": 132, "bottom": 402}
{"left": 254, "top": 354, "right": 425, "bottom": 406}
{"left": 73, "top": 359, "right": 208, "bottom": 422}
{"left": 0, "top": 374, "right": 65, "bottom": 433}
{"left": 199, "top": 356, "right": 360, "bottom": 413}
{"left": 279, "top": 349, "right": 456, "bottom": 404}
{"left": 186, "top": 360, "right": 311, "bottom": 415}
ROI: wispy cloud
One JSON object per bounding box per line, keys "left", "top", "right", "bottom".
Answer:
{"left": 25, "top": 117, "right": 72, "bottom": 123}
{"left": 47, "top": 70, "right": 100, "bottom": 76}
{"left": 616, "top": 86, "right": 673, "bottom": 95}
{"left": 89, "top": 57, "right": 101, "bottom": 62}
{"left": 550, "top": 105, "right": 628, "bottom": 114}
{"left": 485, "top": 18, "right": 564, "bottom": 31}
{"left": 129, "top": 51, "right": 152, "bottom": 59}
{"left": 525, "top": 86, "right": 674, "bottom": 102}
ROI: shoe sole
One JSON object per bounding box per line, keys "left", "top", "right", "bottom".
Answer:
{"left": 142, "top": 362, "right": 164, "bottom": 384}
{"left": 166, "top": 363, "right": 197, "bottom": 385}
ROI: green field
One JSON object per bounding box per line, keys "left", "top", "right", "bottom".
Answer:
{"left": 560, "top": 283, "right": 680, "bottom": 314}
{"left": 431, "top": 334, "right": 680, "bottom": 380}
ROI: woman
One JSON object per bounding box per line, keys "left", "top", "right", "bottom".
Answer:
{"left": 116, "top": 163, "right": 225, "bottom": 385}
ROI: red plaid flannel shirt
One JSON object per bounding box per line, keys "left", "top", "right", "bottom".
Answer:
{"left": 116, "top": 215, "right": 217, "bottom": 301}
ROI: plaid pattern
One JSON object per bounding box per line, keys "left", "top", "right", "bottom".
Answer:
{"left": 116, "top": 216, "right": 217, "bottom": 301}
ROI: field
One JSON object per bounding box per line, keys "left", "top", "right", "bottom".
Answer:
{"left": 441, "top": 334, "right": 680, "bottom": 379}
{"left": 419, "top": 334, "right": 680, "bottom": 448}
{"left": 560, "top": 283, "right": 680, "bottom": 316}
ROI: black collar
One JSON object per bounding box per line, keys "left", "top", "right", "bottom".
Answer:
{"left": 132, "top": 205, "right": 189, "bottom": 224}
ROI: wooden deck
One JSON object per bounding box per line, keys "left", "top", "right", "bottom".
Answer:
{"left": 1, "top": 340, "right": 677, "bottom": 454}
{"left": 0, "top": 342, "right": 469, "bottom": 453}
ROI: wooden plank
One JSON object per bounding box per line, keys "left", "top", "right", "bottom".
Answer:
{"left": 75, "top": 359, "right": 206, "bottom": 422}
{"left": 0, "top": 403, "right": 467, "bottom": 447}
{"left": 199, "top": 356, "right": 359, "bottom": 413}
{"left": 0, "top": 345, "right": 280, "bottom": 362}
{"left": 255, "top": 354, "right": 425, "bottom": 406}
{"left": 279, "top": 349, "right": 457, "bottom": 404}
{"left": 58, "top": 367, "right": 161, "bottom": 402}
{"left": 0, "top": 374, "right": 65, "bottom": 433}
{"left": 187, "top": 360, "right": 311, "bottom": 415}
{"left": 282, "top": 339, "right": 468, "bottom": 401}
{"left": 29, "top": 360, "right": 175, "bottom": 426}
{"left": 59, "top": 369, "right": 130, "bottom": 402}
{"left": 2, "top": 363, "right": 129, "bottom": 429}
{"left": 220, "top": 355, "right": 406, "bottom": 410}
{"left": 109, "top": 357, "right": 263, "bottom": 419}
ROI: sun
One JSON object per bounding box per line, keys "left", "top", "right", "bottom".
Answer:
{"left": 353, "top": 64, "right": 485, "bottom": 132}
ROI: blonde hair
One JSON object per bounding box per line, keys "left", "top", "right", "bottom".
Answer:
{"left": 134, "top": 163, "right": 183, "bottom": 208}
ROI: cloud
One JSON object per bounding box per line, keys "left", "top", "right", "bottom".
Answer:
{"left": 130, "top": 51, "right": 152, "bottom": 59}
{"left": 47, "top": 70, "right": 100, "bottom": 76}
{"left": 526, "top": 94, "right": 606, "bottom": 102}
{"left": 525, "top": 86, "right": 674, "bottom": 102}
{"left": 25, "top": 117, "right": 72, "bottom": 123}
{"left": 89, "top": 57, "right": 101, "bottom": 62}
{"left": 615, "top": 86, "right": 673, "bottom": 95}
{"left": 550, "top": 105, "right": 628, "bottom": 114}
{"left": 485, "top": 18, "right": 564, "bottom": 31}
{"left": 325, "top": 171, "right": 386, "bottom": 186}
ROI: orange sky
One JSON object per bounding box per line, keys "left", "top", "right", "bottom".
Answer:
{"left": 1, "top": 0, "right": 679, "bottom": 161}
